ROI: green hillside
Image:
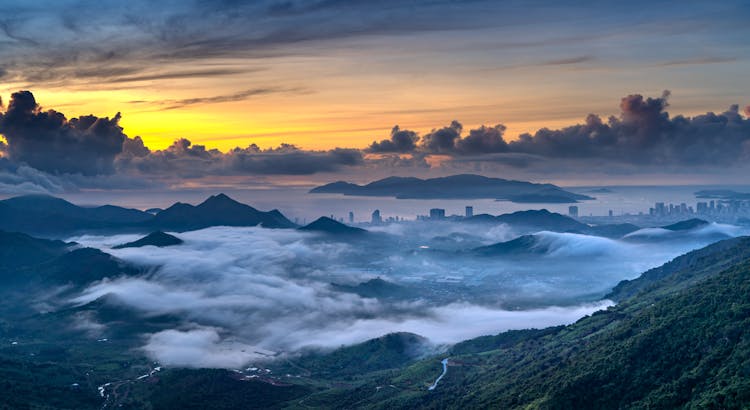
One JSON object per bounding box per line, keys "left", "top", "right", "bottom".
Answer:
{"left": 311, "top": 236, "right": 750, "bottom": 409}
{"left": 3, "top": 234, "right": 750, "bottom": 409}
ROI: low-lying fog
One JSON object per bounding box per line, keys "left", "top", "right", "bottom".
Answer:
{"left": 68, "top": 220, "right": 746, "bottom": 368}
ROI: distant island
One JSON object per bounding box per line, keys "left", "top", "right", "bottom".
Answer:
{"left": 310, "top": 174, "right": 593, "bottom": 203}
{"left": 695, "top": 189, "right": 750, "bottom": 200}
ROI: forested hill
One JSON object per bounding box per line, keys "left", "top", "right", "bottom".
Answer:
{"left": 328, "top": 235, "right": 750, "bottom": 409}
{"left": 116, "top": 236, "right": 750, "bottom": 409}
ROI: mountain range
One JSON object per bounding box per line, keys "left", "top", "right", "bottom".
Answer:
{"left": 0, "top": 193, "right": 296, "bottom": 236}
{"left": 310, "top": 174, "right": 593, "bottom": 203}
{"left": 150, "top": 193, "right": 295, "bottom": 231}
{"left": 1, "top": 210, "right": 750, "bottom": 407}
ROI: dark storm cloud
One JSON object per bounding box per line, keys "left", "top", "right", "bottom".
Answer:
{"left": 0, "top": 91, "right": 126, "bottom": 175}
{"left": 119, "top": 139, "right": 364, "bottom": 177}
{"left": 226, "top": 144, "right": 363, "bottom": 175}
{"left": 454, "top": 124, "right": 509, "bottom": 155}
{"left": 420, "top": 120, "right": 463, "bottom": 154}
{"left": 362, "top": 91, "right": 750, "bottom": 167}
{"left": 0, "top": 90, "right": 366, "bottom": 193}
{"left": 120, "top": 136, "right": 150, "bottom": 158}
{"left": 2, "top": 89, "right": 750, "bottom": 193}
{"left": 382, "top": 122, "right": 509, "bottom": 156}
{"left": 366, "top": 125, "right": 419, "bottom": 153}
{"left": 507, "top": 91, "right": 750, "bottom": 165}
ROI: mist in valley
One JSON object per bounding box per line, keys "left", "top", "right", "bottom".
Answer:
{"left": 64, "top": 219, "right": 746, "bottom": 368}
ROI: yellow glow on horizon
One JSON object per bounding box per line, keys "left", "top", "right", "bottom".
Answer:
{"left": 0, "top": 80, "right": 604, "bottom": 153}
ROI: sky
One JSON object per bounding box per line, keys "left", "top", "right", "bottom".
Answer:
{"left": 0, "top": 0, "right": 749, "bottom": 193}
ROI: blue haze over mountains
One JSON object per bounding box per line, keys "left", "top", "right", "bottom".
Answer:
{"left": 1, "top": 178, "right": 750, "bottom": 407}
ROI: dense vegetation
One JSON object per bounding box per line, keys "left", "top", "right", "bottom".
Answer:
{"left": 318, "top": 236, "right": 750, "bottom": 409}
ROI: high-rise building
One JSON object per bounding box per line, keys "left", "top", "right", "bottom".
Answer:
{"left": 608, "top": 209, "right": 613, "bottom": 217}
{"left": 348, "top": 211, "right": 354, "bottom": 224}
{"left": 655, "top": 202, "right": 666, "bottom": 215}
{"left": 429, "top": 208, "right": 446, "bottom": 219}
{"left": 371, "top": 209, "right": 382, "bottom": 224}
{"left": 568, "top": 205, "right": 579, "bottom": 217}
{"left": 465, "top": 206, "right": 474, "bottom": 218}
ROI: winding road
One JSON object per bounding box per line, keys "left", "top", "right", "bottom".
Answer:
{"left": 427, "top": 358, "right": 449, "bottom": 391}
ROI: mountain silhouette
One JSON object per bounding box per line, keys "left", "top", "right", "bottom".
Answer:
{"left": 299, "top": 217, "right": 367, "bottom": 235}
{"left": 311, "top": 174, "right": 593, "bottom": 203}
{"left": 0, "top": 231, "right": 135, "bottom": 287}
{"left": 495, "top": 209, "right": 588, "bottom": 231}
{"left": 473, "top": 235, "right": 548, "bottom": 256}
{"left": 465, "top": 209, "right": 588, "bottom": 233}
{"left": 661, "top": 218, "right": 709, "bottom": 231}
{"left": 0, "top": 230, "right": 71, "bottom": 270}
{"left": 0, "top": 195, "right": 152, "bottom": 236}
{"left": 150, "top": 193, "right": 296, "bottom": 231}
{"left": 113, "top": 231, "right": 183, "bottom": 249}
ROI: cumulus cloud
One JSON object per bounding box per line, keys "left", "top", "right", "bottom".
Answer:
{"left": 2, "top": 89, "right": 750, "bottom": 192}
{"left": 508, "top": 91, "right": 750, "bottom": 165}
{"left": 0, "top": 91, "right": 366, "bottom": 192}
{"left": 420, "top": 120, "right": 463, "bottom": 154}
{"left": 454, "top": 124, "right": 509, "bottom": 155}
{"left": 227, "top": 145, "right": 363, "bottom": 175}
{"left": 0, "top": 159, "right": 66, "bottom": 194}
{"left": 63, "top": 220, "right": 742, "bottom": 368}
{"left": 365, "top": 122, "right": 508, "bottom": 156}
{"left": 417, "top": 121, "right": 511, "bottom": 156}
{"left": 367, "top": 125, "right": 419, "bottom": 153}
{"left": 0, "top": 91, "right": 126, "bottom": 175}
{"left": 119, "top": 139, "right": 363, "bottom": 177}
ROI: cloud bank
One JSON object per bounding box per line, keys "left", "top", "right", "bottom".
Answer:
{"left": 1, "top": 89, "right": 750, "bottom": 193}
{"left": 63, "top": 220, "right": 743, "bottom": 368}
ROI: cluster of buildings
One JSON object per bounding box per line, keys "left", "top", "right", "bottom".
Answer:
{"left": 576, "top": 198, "right": 750, "bottom": 226}
{"left": 414, "top": 206, "right": 473, "bottom": 222}
{"left": 369, "top": 209, "right": 405, "bottom": 224}
{"left": 367, "top": 206, "right": 475, "bottom": 225}
{"left": 647, "top": 200, "right": 750, "bottom": 218}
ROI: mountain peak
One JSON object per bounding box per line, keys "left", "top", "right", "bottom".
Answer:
{"left": 197, "top": 193, "right": 256, "bottom": 211}
{"left": 662, "top": 218, "right": 709, "bottom": 231}
{"left": 202, "top": 193, "right": 237, "bottom": 204}
{"left": 300, "top": 217, "right": 366, "bottom": 234}
{"left": 113, "top": 231, "right": 183, "bottom": 249}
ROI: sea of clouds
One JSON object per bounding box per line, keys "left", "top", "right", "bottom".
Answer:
{"left": 66, "top": 221, "right": 744, "bottom": 368}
